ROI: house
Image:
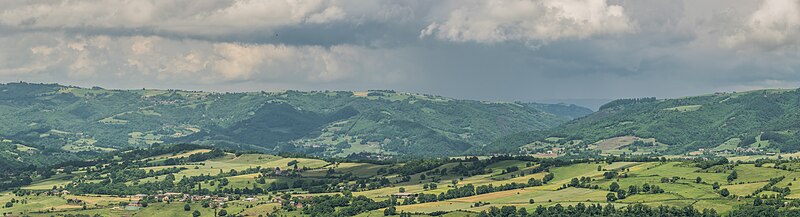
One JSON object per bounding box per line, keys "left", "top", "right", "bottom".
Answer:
{"left": 132, "top": 194, "right": 148, "bottom": 199}
{"left": 191, "top": 195, "right": 210, "bottom": 201}
{"left": 213, "top": 196, "right": 229, "bottom": 202}
{"left": 244, "top": 197, "right": 258, "bottom": 202}
{"left": 391, "top": 193, "right": 417, "bottom": 199}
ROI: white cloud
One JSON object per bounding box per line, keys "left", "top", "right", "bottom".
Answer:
{"left": 306, "top": 6, "right": 347, "bottom": 24}
{"left": 722, "top": 0, "right": 800, "bottom": 52}
{"left": 0, "top": 0, "right": 403, "bottom": 37}
{"left": 0, "top": 32, "right": 407, "bottom": 85}
{"left": 420, "top": 0, "right": 635, "bottom": 43}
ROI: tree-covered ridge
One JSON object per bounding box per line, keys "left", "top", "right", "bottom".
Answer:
{"left": 547, "top": 89, "right": 800, "bottom": 154}
{"left": 0, "top": 82, "right": 587, "bottom": 160}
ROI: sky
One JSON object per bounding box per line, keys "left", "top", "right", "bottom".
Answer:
{"left": 1, "top": 0, "right": 800, "bottom": 104}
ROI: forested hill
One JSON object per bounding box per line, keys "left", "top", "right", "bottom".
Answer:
{"left": 545, "top": 89, "right": 800, "bottom": 154}
{"left": 0, "top": 82, "right": 589, "bottom": 160}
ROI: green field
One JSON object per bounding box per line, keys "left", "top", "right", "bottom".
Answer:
{"left": 4, "top": 144, "right": 800, "bottom": 217}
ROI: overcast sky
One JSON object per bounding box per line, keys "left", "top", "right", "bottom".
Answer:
{"left": 1, "top": 0, "right": 800, "bottom": 103}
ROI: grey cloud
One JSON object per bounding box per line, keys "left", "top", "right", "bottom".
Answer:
{"left": 2, "top": 0, "right": 800, "bottom": 103}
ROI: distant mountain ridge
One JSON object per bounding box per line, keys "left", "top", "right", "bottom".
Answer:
{"left": 0, "top": 82, "right": 591, "bottom": 160}
{"left": 522, "top": 89, "right": 800, "bottom": 154}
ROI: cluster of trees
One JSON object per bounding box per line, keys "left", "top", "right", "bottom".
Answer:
{"left": 299, "top": 193, "right": 395, "bottom": 217}
{"left": 728, "top": 205, "right": 800, "bottom": 216}
{"left": 107, "top": 167, "right": 185, "bottom": 183}
{"left": 563, "top": 177, "right": 595, "bottom": 189}
{"left": 476, "top": 203, "right": 717, "bottom": 217}
{"left": 599, "top": 97, "right": 657, "bottom": 110}
{"left": 752, "top": 176, "right": 791, "bottom": 197}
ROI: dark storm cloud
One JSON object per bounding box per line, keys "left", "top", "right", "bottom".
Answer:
{"left": 1, "top": 0, "right": 799, "bottom": 103}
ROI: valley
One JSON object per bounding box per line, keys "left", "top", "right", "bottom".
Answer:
{"left": 3, "top": 83, "right": 800, "bottom": 216}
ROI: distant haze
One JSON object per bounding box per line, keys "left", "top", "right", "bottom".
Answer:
{"left": 535, "top": 99, "right": 614, "bottom": 111}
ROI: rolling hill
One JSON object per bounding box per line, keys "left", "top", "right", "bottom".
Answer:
{"left": 528, "top": 89, "right": 800, "bottom": 154}
{"left": 0, "top": 82, "right": 590, "bottom": 162}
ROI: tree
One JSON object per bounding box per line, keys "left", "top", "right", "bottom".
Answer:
{"left": 218, "top": 209, "right": 228, "bottom": 216}
{"left": 617, "top": 189, "right": 627, "bottom": 199}
{"left": 720, "top": 188, "right": 730, "bottom": 197}
{"left": 384, "top": 206, "right": 397, "bottom": 216}
{"left": 529, "top": 199, "right": 535, "bottom": 204}
{"left": 570, "top": 178, "right": 580, "bottom": 187}
{"left": 399, "top": 187, "right": 405, "bottom": 193}
{"left": 518, "top": 207, "right": 528, "bottom": 216}
{"left": 606, "top": 193, "right": 617, "bottom": 202}
{"left": 4, "top": 202, "right": 12, "bottom": 208}
{"left": 712, "top": 182, "right": 720, "bottom": 190}
{"left": 609, "top": 182, "right": 620, "bottom": 192}
{"left": 184, "top": 204, "right": 191, "bottom": 211}
{"left": 696, "top": 177, "right": 702, "bottom": 183}
{"left": 754, "top": 197, "right": 763, "bottom": 206}
{"left": 728, "top": 170, "right": 738, "bottom": 182}
{"left": 192, "top": 210, "right": 201, "bottom": 217}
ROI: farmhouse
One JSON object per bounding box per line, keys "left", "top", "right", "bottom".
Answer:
{"left": 391, "top": 193, "right": 417, "bottom": 198}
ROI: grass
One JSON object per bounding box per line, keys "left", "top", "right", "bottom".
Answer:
{"left": 725, "top": 182, "right": 767, "bottom": 196}
{"left": 637, "top": 162, "right": 728, "bottom": 184}
{"left": 22, "top": 174, "right": 74, "bottom": 190}
{"left": 145, "top": 149, "right": 211, "bottom": 162}
{"left": 133, "top": 154, "right": 329, "bottom": 186}
{"left": 302, "top": 162, "right": 390, "bottom": 178}
{"left": 733, "top": 164, "right": 790, "bottom": 183}
{"left": 713, "top": 138, "right": 741, "bottom": 151}
{"left": 0, "top": 194, "right": 72, "bottom": 214}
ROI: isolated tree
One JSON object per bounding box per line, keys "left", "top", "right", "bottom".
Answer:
{"left": 184, "top": 204, "right": 191, "bottom": 211}
{"left": 727, "top": 170, "right": 738, "bottom": 182}
{"left": 399, "top": 187, "right": 405, "bottom": 193}
{"left": 218, "top": 209, "right": 228, "bottom": 216}
{"left": 192, "top": 210, "right": 201, "bottom": 217}
{"left": 720, "top": 188, "right": 730, "bottom": 197}
{"left": 696, "top": 177, "right": 702, "bottom": 183}
{"left": 712, "top": 182, "right": 720, "bottom": 190}
{"left": 609, "top": 182, "right": 620, "bottom": 192}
